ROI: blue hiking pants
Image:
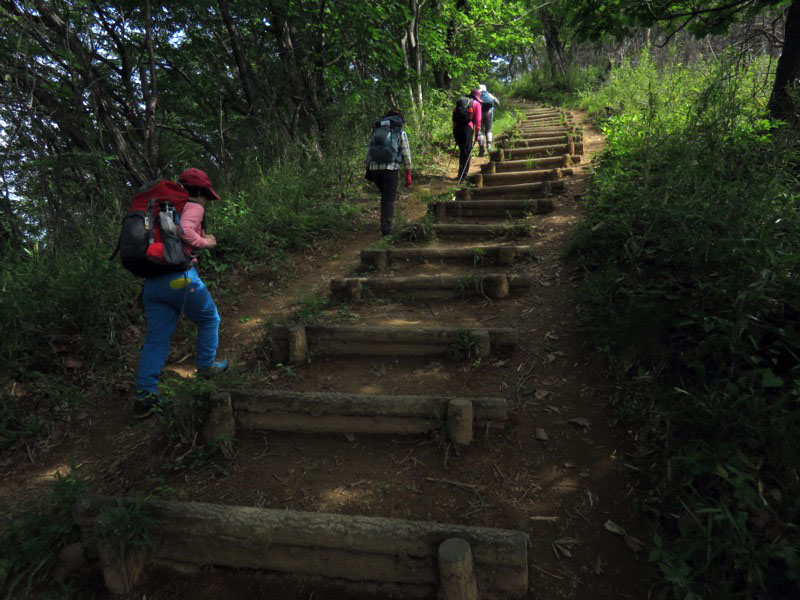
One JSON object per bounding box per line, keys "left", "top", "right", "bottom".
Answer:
{"left": 136, "top": 267, "right": 220, "bottom": 394}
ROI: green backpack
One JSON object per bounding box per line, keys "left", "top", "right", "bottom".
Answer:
{"left": 367, "top": 114, "right": 404, "bottom": 164}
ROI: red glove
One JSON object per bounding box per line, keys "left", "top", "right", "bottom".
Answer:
{"left": 405, "top": 170, "right": 412, "bottom": 188}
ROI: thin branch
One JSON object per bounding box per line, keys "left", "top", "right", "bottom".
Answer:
{"left": 645, "top": 0, "right": 757, "bottom": 21}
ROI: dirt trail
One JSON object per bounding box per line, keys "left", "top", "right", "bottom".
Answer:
{"left": 1, "top": 107, "right": 655, "bottom": 599}
{"left": 147, "top": 108, "right": 654, "bottom": 598}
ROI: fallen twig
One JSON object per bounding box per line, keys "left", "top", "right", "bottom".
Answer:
{"left": 531, "top": 563, "right": 564, "bottom": 581}
{"left": 519, "top": 481, "right": 541, "bottom": 501}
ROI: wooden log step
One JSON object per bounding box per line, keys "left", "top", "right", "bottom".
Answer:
{"left": 520, "top": 121, "right": 566, "bottom": 127}
{"left": 524, "top": 111, "right": 563, "bottom": 118}
{"left": 511, "top": 133, "right": 573, "bottom": 141}
{"left": 456, "top": 178, "right": 565, "bottom": 199}
{"left": 510, "top": 130, "right": 581, "bottom": 140}
{"left": 439, "top": 538, "right": 479, "bottom": 600}
{"left": 75, "top": 496, "right": 529, "bottom": 598}
{"left": 203, "top": 390, "right": 507, "bottom": 444}
{"left": 330, "top": 273, "right": 534, "bottom": 301}
{"left": 429, "top": 198, "right": 554, "bottom": 220}
{"left": 521, "top": 117, "right": 574, "bottom": 126}
{"left": 400, "top": 222, "right": 534, "bottom": 240}
{"left": 522, "top": 116, "right": 561, "bottom": 121}
{"left": 477, "top": 168, "right": 573, "bottom": 186}
{"left": 506, "top": 130, "right": 583, "bottom": 144}
{"left": 502, "top": 136, "right": 583, "bottom": 149}
{"left": 492, "top": 143, "right": 583, "bottom": 161}
{"left": 519, "top": 121, "right": 577, "bottom": 127}
{"left": 520, "top": 117, "right": 573, "bottom": 122}
{"left": 520, "top": 109, "right": 561, "bottom": 115}
{"left": 518, "top": 123, "right": 580, "bottom": 130}
{"left": 521, "top": 122, "right": 567, "bottom": 129}
{"left": 506, "top": 135, "right": 583, "bottom": 152}
{"left": 360, "top": 245, "right": 534, "bottom": 270}
{"left": 267, "top": 324, "right": 518, "bottom": 361}
{"left": 517, "top": 123, "right": 575, "bottom": 130}
{"left": 519, "top": 114, "right": 561, "bottom": 120}
{"left": 481, "top": 155, "right": 581, "bottom": 173}
{"left": 522, "top": 117, "right": 563, "bottom": 124}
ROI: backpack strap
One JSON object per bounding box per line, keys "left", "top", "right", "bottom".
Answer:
{"left": 147, "top": 198, "right": 157, "bottom": 246}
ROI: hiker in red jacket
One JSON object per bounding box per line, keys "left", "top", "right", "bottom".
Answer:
{"left": 452, "top": 89, "right": 482, "bottom": 182}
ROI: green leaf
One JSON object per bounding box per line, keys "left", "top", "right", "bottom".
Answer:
{"left": 761, "top": 369, "right": 784, "bottom": 388}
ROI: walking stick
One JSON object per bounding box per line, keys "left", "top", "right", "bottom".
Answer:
{"left": 457, "top": 138, "right": 476, "bottom": 184}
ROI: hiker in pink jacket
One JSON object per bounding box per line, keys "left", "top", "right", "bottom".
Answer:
{"left": 453, "top": 88, "right": 482, "bottom": 182}
{"left": 179, "top": 201, "right": 213, "bottom": 258}
{"left": 134, "top": 168, "right": 229, "bottom": 418}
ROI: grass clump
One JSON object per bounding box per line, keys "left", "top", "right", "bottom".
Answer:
{"left": 288, "top": 292, "right": 329, "bottom": 325}
{"left": 448, "top": 330, "right": 483, "bottom": 362}
{"left": 0, "top": 471, "right": 86, "bottom": 598}
{"left": 573, "top": 51, "right": 800, "bottom": 599}
{"left": 94, "top": 495, "right": 158, "bottom": 565}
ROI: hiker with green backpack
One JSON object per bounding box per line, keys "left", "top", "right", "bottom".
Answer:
{"left": 365, "top": 108, "right": 413, "bottom": 237}
{"left": 452, "top": 89, "right": 482, "bottom": 183}
{"left": 477, "top": 84, "right": 500, "bottom": 157}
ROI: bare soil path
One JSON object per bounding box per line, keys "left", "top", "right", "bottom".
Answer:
{"left": 1, "top": 108, "right": 656, "bottom": 599}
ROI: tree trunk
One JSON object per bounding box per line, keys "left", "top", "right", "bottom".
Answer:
{"left": 218, "top": 0, "right": 257, "bottom": 115}
{"left": 541, "top": 9, "right": 566, "bottom": 78}
{"left": 768, "top": 0, "right": 800, "bottom": 120}
{"left": 408, "top": 0, "right": 423, "bottom": 109}
{"left": 269, "top": 6, "right": 323, "bottom": 148}
{"left": 400, "top": 29, "right": 416, "bottom": 108}
{"left": 142, "top": 0, "right": 160, "bottom": 179}
{"left": 432, "top": 0, "right": 462, "bottom": 90}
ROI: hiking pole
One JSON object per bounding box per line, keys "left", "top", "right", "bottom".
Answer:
{"left": 457, "top": 140, "right": 476, "bottom": 184}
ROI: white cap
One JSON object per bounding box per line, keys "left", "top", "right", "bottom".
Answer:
{"left": 479, "top": 84, "right": 487, "bottom": 92}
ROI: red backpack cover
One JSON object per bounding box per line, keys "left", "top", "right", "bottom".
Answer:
{"left": 115, "top": 180, "right": 193, "bottom": 278}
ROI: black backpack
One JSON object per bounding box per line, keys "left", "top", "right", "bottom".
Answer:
{"left": 453, "top": 97, "right": 474, "bottom": 126}
{"left": 367, "top": 114, "right": 404, "bottom": 164}
{"left": 111, "top": 180, "right": 193, "bottom": 278}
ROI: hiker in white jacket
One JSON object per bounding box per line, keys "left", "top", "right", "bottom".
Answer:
{"left": 477, "top": 84, "right": 500, "bottom": 157}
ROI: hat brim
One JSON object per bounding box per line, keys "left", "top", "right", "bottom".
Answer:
{"left": 206, "top": 186, "right": 221, "bottom": 200}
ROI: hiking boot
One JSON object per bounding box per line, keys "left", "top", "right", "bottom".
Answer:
{"left": 478, "top": 146, "right": 485, "bottom": 157}
{"left": 133, "top": 391, "right": 165, "bottom": 419}
{"left": 197, "top": 359, "right": 229, "bottom": 379}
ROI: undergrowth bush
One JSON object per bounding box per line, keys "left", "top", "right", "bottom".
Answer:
{"left": 208, "top": 155, "right": 362, "bottom": 266}
{"left": 504, "top": 64, "right": 603, "bottom": 106}
{"left": 574, "top": 52, "right": 800, "bottom": 598}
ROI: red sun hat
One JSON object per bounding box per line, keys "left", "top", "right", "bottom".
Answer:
{"left": 178, "top": 168, "right": 221, "bottom": 200}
